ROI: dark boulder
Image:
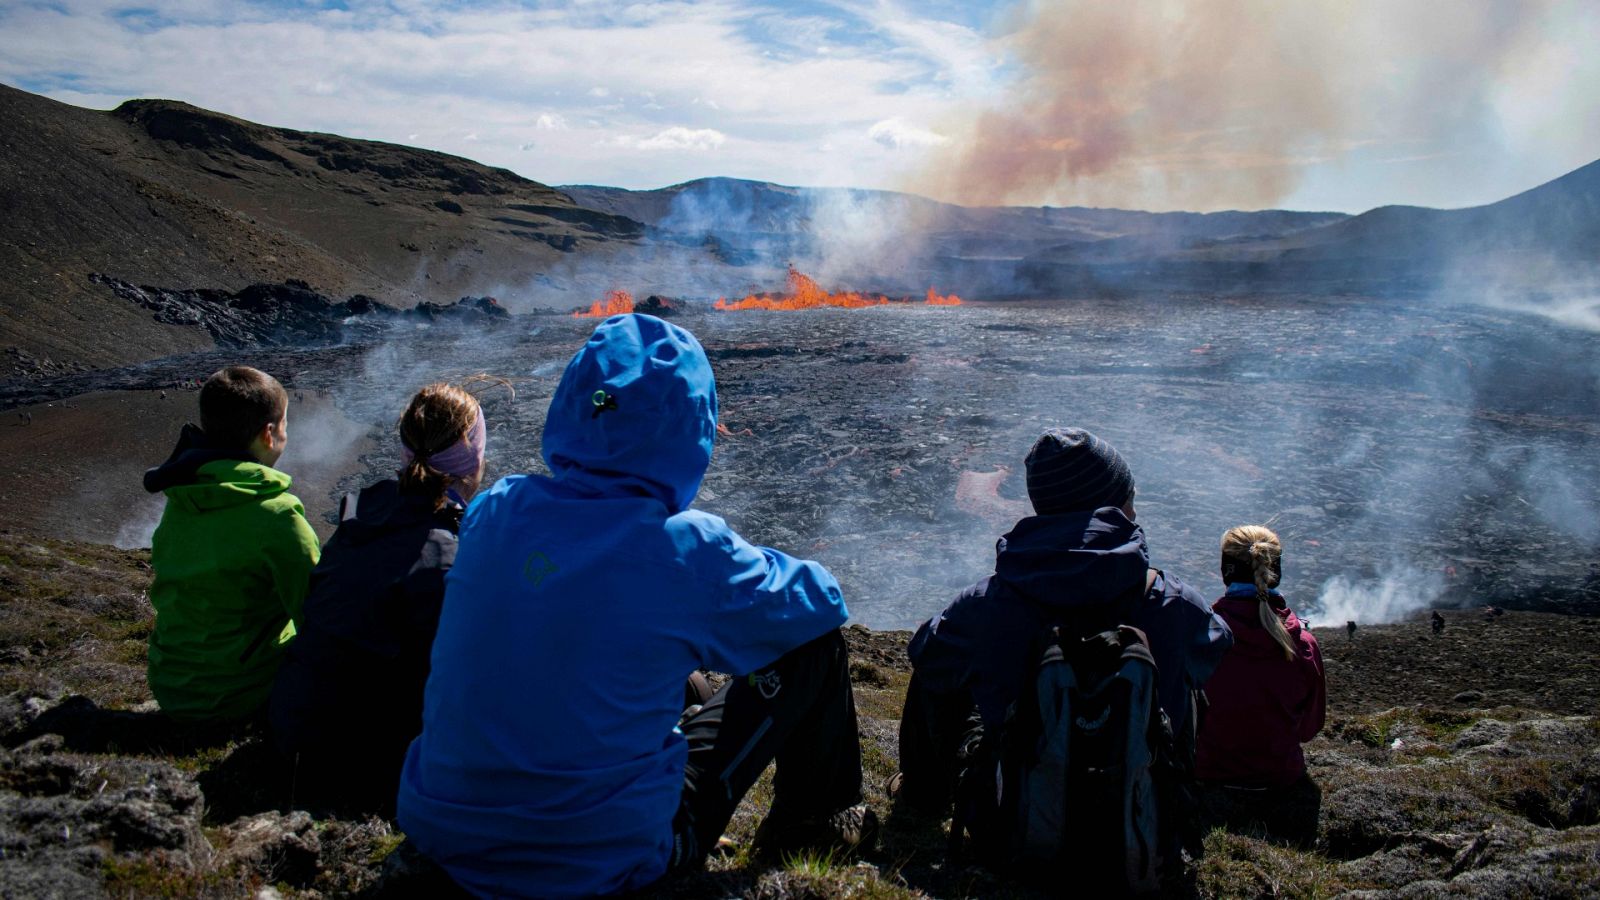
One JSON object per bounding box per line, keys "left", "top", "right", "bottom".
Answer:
{"left": 636, "top": 294, "right": 678, "bottom": 317}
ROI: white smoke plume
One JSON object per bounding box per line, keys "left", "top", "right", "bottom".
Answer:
{"left": 1312, "top": 567, "right": 1446, "bottom": 627}
{"left": 112, "top": 496, "right": 166, "bottom": 550}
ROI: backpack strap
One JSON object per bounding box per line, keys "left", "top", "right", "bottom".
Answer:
{"left": 338, "top": 491, "right": 359, "bottom": 522}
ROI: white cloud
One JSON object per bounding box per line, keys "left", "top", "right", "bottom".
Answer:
{"left": 0, "top": 0, "right": 998, "bottom": 191}
{"left": 868, "top": 117, "right": 948, "bottom": 149}
{"left": 615, "top": 126, "right": 727, "bottom": 152}
{"left": 0, "top": 0, "right": 989, "bottom": 190}
{"left": 6, "top": 0, "right": 1589, "bottom": 207}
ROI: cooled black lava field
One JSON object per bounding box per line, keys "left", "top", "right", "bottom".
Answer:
{"left": 9, "top": 295, "right": 1600, "bottom": 628}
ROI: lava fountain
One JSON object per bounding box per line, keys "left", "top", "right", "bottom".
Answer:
{"left": 573, "top": 290, "right": 635, "bottom": 318}
{"left": 715, "top": 267, "right": 962, "bottom": 311}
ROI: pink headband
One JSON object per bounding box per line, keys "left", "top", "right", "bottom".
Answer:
{"left": 402, "top": 407, "right": 486, "bottom": 483}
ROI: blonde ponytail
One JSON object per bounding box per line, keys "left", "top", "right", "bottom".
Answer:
{"left": 1222, "top": 525, "right": 1297, "bottom": 661}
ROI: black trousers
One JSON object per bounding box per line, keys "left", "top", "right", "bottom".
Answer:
{"left": 1198, "top": 774, "right": 1321, "bottom": 849}
{"left": 667, "top": 628, "right": 864, "bottom": 870}
{"left": 895, "top": 671, "right": 984, "bottom": 817}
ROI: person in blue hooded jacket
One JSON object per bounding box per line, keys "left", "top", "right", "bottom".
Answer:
{"left": 891, "top": 427, "right": 1233, "bottom": 820}
{"left": 396, "top": 314, "right": 873, "bottom": 898}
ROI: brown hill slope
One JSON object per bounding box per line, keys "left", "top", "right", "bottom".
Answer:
{"left": 0, "top": 84, "right": 648, "bottom": 377}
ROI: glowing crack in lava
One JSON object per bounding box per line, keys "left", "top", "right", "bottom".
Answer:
{"left": 715, "top": 267, "right": 962, "bottom": 311}
{"left": 573, "top": 290, "right": 634, "bottom": 318}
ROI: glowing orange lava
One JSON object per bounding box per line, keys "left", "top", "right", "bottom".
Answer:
{"left": 573, "top": 290, "right": 635, "bottom": 318}
{"left": 713, "top": 267, "right": 964, "bottom": 311}
{"left": 714, "top": 267, "right": 884, "bottom": 311}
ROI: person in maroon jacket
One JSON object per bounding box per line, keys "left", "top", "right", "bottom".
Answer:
{"left": 1195, "top": 525, "right": 1326, "bottom": 846}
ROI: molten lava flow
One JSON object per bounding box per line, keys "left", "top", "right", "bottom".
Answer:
{"left": 714, "top": 267, "right": 890, "bottom": 311}
{"left": 714, "top": 267, "right": 962, "bottom": 311}
{"left": 573, "top": 290, "right": 635, "bottom": 318}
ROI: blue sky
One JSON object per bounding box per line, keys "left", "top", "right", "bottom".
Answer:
{"left": 2, "top": 0, "right": 1597, "bottom": 213}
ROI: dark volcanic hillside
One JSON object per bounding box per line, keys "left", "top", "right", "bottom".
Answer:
{"left": 570, "top": 161, "right": 1600, "bottom": 300}
{"left": 0, "top": 84, "right": 653, "bottom": 377}
{"left": 1025, "top": 158, "right": 1600, "bottom": 293}
{"left": 562, "top": 177, "right": 1350, "bottom": 295}
{"left": 1251, "top": 158, "right": 1600, "bottom": 273}
{"left": 565, "top": 176, "right": 1347, "bottom": 247}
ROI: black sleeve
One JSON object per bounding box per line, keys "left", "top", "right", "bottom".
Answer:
{"left": 907, "top": 578, "right": 991, "bottom": 694}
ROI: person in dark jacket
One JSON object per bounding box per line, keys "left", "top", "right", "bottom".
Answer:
{"left": 269, "top": 382, "right": 487, "bottom": 815}
{"left": 893, "top": 427, "right": 1233, "bottom": 817}
{"left": 1194, "top": 525, "right": 1325, "bottom": 846}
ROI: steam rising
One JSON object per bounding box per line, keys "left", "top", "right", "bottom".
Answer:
{"left": 113, "top": 496, "right": 165, "bottom": 550}
{"left": 1313, "top": 568, "right": 1446, "bottom": 627}
{"left": 915, "top": 0, "right": 1565, "bottom": 211}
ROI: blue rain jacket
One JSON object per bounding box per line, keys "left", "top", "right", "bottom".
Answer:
{"left": 396, "top": 314, "right": 849, "bottom": 898}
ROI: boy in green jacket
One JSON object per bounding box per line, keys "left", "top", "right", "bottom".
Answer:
{"left": 143, "top": 366, "right": 320, "bottom": 721}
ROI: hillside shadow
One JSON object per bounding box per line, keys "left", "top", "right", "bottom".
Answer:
{"left": 6, "top": 695, "right": 243, "bottom": 756}
{"left": 5, "top": 695, "right": 297, "bottom": 822}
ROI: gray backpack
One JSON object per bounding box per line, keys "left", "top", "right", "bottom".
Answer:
{"left": 954, "top": 621, "right": 1175, "bottom": 895}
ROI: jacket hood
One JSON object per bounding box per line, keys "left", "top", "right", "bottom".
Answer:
{"left": 541, "top": 314, "right": 718, "bottom": 513}
{"left": 1213, "top": 595, "right": 1307, "bottom": 655}
{"left": 994, "top": 507, "right": 1151, "bottom": 607}
{"left": 160, "top": 459, "right": 294, "bottom": 513}
{"left": 144, "top": 423, "right": 248, "bottom": 493}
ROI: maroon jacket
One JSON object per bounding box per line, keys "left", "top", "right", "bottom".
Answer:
{"left": 1195, "top": 590, "right": 1326, "bottom": 786}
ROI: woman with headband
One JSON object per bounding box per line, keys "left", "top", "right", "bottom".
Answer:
{"left": 269, "top": 382, "right": 487, "bottom": 815}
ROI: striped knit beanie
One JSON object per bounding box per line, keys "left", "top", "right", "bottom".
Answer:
{"left": 1024, "top": 428, "right": 1135, "bottom": 515}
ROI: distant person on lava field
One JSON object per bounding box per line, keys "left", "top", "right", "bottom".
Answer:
{"left": 397, "top": 314, "right": 873, "bottom": 898}
{"left": 142, "top": 366, "right": 319, "bottom": 722}
{"left": 1194, "top": 525, "right": 1326, "bottom": 848}
{"left": 891, "top": 428, "right": 1233, "bottom": 871}
{"left": 269, "top": 381, "right": 491, "bottom": 816}
{"left": 1432, "top": 610, "right": 1446, "bottom": 635}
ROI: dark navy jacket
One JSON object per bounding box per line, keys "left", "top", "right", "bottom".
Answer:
{"left": 908, "top": 508, "right": 1232, "bottom": 735}
{"left": 269, "top": 478, "right": 459, "bottom": 798}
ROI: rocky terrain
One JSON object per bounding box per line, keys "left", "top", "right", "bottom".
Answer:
{"left": 0, "top": 534, "right": 1596, "bottom": 898}
{"left": 88, "top": 276, "right": 511, "bottom": 350}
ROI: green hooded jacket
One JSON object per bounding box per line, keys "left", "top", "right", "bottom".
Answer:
{"left": 148, "top": 458, "right": 320, "bottom": 721}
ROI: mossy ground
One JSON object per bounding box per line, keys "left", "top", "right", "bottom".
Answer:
{"left": 3, "top": 536, "right": 1599, "bottom": 897}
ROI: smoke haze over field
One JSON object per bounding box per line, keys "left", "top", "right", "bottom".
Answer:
{"left": 913, "top": 0, "right": 1600, "bottom": 211}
